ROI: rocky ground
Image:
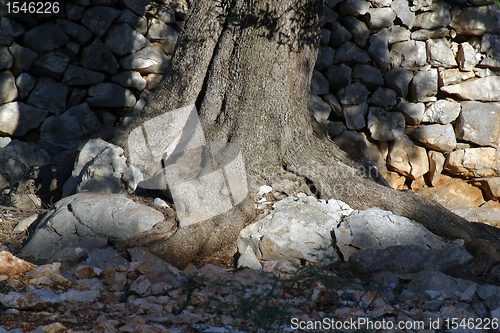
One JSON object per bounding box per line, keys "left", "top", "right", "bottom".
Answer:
{"left": 1, "top": 196, "right": 500, "bottom": 333}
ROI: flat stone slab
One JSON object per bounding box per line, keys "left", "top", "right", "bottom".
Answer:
{"left": 20, "top": 193, "right": 166, "bottom": 261}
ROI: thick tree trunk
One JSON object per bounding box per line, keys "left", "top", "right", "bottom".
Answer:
{"left": 114, "top": 0, "right": 500, "bottom": 268}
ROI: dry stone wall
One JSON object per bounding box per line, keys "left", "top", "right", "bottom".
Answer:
{"left": 311, "top": 0, "right": 500, "bottom": 215}
{"left": 0, "top": 0, "right": 185, "bottom": 149}
{"left": 0, "top": 0, "right": 500, "bottom": 217}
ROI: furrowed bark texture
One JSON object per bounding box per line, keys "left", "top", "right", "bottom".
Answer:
{"left": 114, "top": 0, "right": 500, "bottom": 268}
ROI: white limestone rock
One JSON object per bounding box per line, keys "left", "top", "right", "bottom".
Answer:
{"left": 62, "top": 138, "right": 142, "bottom": 197}
{"left": 20, "top": 193, "right": 167, "bottom": 261}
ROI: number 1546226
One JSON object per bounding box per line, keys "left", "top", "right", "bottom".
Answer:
{"left": 6, "top": 2, "right": 60, "bottom": 14}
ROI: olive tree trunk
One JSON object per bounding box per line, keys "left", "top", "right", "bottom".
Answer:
{"left": 113, "top": 0, "right": 500, "bottom": 268}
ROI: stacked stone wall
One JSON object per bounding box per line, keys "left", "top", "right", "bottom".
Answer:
{"left": 311, "top": 0, "right": 500, "bottom": 212}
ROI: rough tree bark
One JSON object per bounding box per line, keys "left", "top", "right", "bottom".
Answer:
{"left": 113, "top": 0, "right": 500, "bottom": 268}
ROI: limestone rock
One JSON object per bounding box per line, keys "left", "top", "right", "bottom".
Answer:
{"left": 413, "top": 4, "right": 451, "bottom": 30}
{"left": 0, "top": 102, "right": 48, "bottom": 136}
{"left": 16, "top": 73, "right": 36, "bottom": 99}
{"left": 458, "top": 42, "right": 479, "bottom": 72}
{"left": 68, "top": 88, "right": 88, "bottom": 109}
{"left": 385, "top": 26, "right": 411, "bottom": 44}
{"left": 111, "top": 71, "right": 147, "bottom": 91}
{"left": 327, "top": 22, "right": 352, "bottom": 48}
{"left": 422, "top": 99, "right": 461, "bottom": 124}
{"left": 14, "top": 214, "right": 39, "bottom": 233}
{"left": 412, "top": 27, "right": 450, "bottom": 41}
{"left": 366, "top": 8, "right": 396, "bottom": 30}
{"left": 415, "top": 175, "right": 486, "bottom": 210}
{"left": 322, "top": 6, "right": 338, "bottom": 26}
{"left": 441, "top": 76, "right": 500, "bottom": 102}
{"left": 395, "top": 99, "right": 425, "bottom": 125}
{"left": 334, "top": 42, "right": 371, "bottom": 66}
{"left": 104, "top": 23, "right": 149, "bottom": 56}
{"left": 146, "top": 18, "right": 178, "bottom": 43}
{"left": 310, "top": 70, "right": 329, "bottom": 95}
{"left": 427, "top": 150, "right": 445, "bottom": 187}
{"left": 352, "top": 64, "right": 383, "bottom": 89}
{"left": 319, "top": 30, "right": 331, "bottom": 49}
{"left": 30, "top": 50, "right": 70, "bottom": 80}
{"left": 145, "top": 73, "right": 162, "bottom": 90}
{"left": 390, "top": 40, "right": 426, "bottom": 69}
{"left": 387, "top": 134, "right": 429, "bottom": 179}
{"left": 0, "top": 17, "right": 25, "bottom": 46}
{"left": 10, "top": 193, "right": 42, "bottom": 210}
{"left": 1, "top": 289, "right": 62, "bottom": 310}
{"left": 384, "top": 68, "right": 413, "bottom": 97}
{"left": 320, "top": 30, "right": 330, "bottom": 47}
{"left": 348, "top": 244, "right": 472, "bottom": 274}
{"left": 322, "top": 94, "right": 343, "bottom": 119}
{"left": 81, "top": 6, "right": 121, "bottom": 37}
{"left": 116, "top": 9, "right": 148, "bottom": 35}
{"left": 40, "top": 103, "right": 98, "bottom": 142}
{"left": 391, "top": 0, "right": 415, "bottom": 28}
{"left": 385, "top": 171, "right": 406, "bottom": 190}
{"left": 127, "top": 248, "right": 180, "bottom": 276}
{"left": 0, "top": 70, "right": 17, "bottom": 105}
{"left": 308, "top": 94, "right": 331, "bottom": 122}
{"left": 315, "top": 47, "right": 335, "bottom": 71}
{"left": 0, "top": 251, "right": 36, "bottom": 275}
{"left": 343, "top": 103, "right": 368, "bottom": 130}
{"left": 27, "top": 262, "right": 72, "bottom": 287}
{"left": 80, "top": 38, "right": 120, "bottom": 75}
{"left": 147, "top": 3, "right": 176, "bottom": 24}
{"left": 476, "top": 284, "right": 500, "bottom": 310}
{"left": 456, "top": 101, "right": 500, "bottom": 148}
{"left": 22, "top": 23, "right": 69, "bottom": 54}
{"left": 238, "top": 196, "right": 353, "bottom": 264}
{"left": 399, "top": 271, "right": 476, "bottom": 302}
{"left": 27, "top": 78, "right": 69, "bottom": 115}
{"left": 453, "top": 201, "right": 500, "bottom": 227}
{"left": 368, "top": 31, "right": 391, "bottom": 71}
{"left": 119, "top": 0, "right": 151, "bottom": 16}
{"left": 62, "top": 138, "right": 141, "bottom": 196}
{"left": 450, "top": 5, "right": 500, "bottom": 36}
{"left": 478, "top": 56, "right": 500, "bottom": 70}
{"left": 87, "top": 82, "right": 136, "bottom": 108}
{"left": 65, "top": 3, "right": 86, "bottom": 21}
{"left": 410, "top": 69, "right": 438, "bottom": 102}
{"left": 368, "top": 87, "right": 397, "bottom": 110}
{"left": 367, "top": 107, "right": 405, "bottom": 141}
{"left": 62, "top": 65, "right": 106, "bottom": 86}
{"left": 438, "top": 68, "right": 475, "bottom": 86}
{"left": 336, "top": 208, "right": 446, "bottom": 262}
{"left": 8, "top": 42, "right": 38, "bottom": 75}
{"left": 325, "top": 64, "right": 351, "bottom": 93}
{"left": 321, "top": 28, "right": 332, "bottom": 46}
{"left": 473, "top": 178, "right": 500, "bottom": 201}
{"left": 20, "top": 193, "right": 167, "bottom": 261}
{"left": 334, "top": 131, "right": 386, "bottom": 172}
{"left": 338, "top": 0, "right": 370, "bottom": 16}
{"left": 0, "top": 139, "right": 50, "bottom": 182}
{"left": 237, "top": 245, "right": 262, "bottom": 270}
{"left": 411, "top": 124, "right": 456, "bottom": 152}
{"left": 341, "top": 16, "right": 369, "bottom": 48}
{"left": 445, "top": 148, "right": 500, "bottom": 178}
{"left": 56, "top": 19, "right": 94, "bottom": 45}
{"left": 120, "top": 44, "right": 170, "bottom": 74}
{"left": 426, "top": 38, "right": 457, "bottom": 68}
{"left": 337, "top": 82, "right": 370, "bottom": 105}
{"left": 0, "top": 46, "right": 12, "bottom": 70}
